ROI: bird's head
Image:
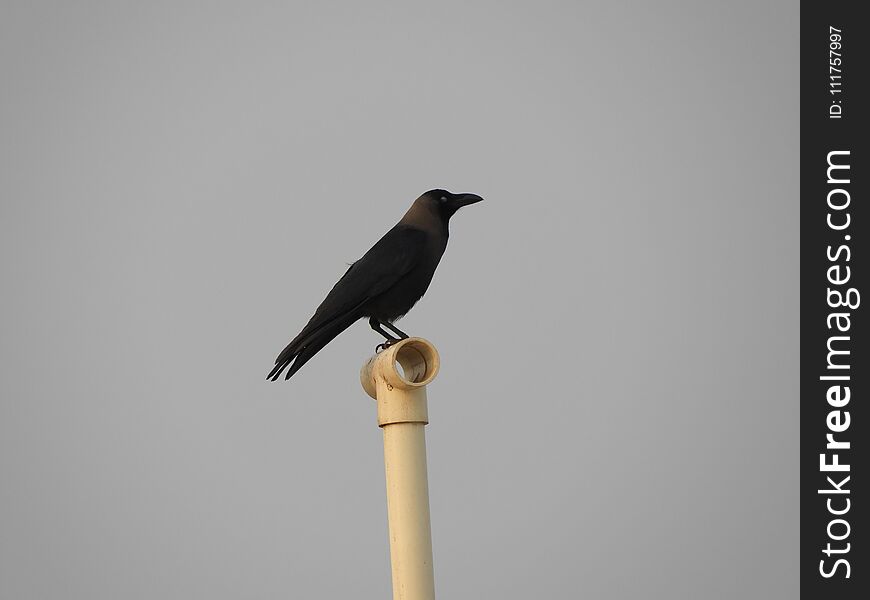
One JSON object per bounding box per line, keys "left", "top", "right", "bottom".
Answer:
{"left": 419, "top": 189, "right": 484, "bottom": 220}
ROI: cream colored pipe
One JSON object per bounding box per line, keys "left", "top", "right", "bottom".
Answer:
{"left": 361, "top": 337, "right": 440, "bottom": 600}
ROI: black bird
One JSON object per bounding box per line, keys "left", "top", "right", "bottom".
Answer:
{"left": 267, "top": 189, "right": 483, "bottom": 381}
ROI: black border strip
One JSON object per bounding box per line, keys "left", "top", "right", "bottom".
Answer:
{"left": 801, "top": 2, "right": 868, "bottom": 597}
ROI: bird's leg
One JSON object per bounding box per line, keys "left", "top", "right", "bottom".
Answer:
{"left": 369, "top": 317, "right": 400, "bottom": 341}
{"left": 383, "top": 321, "right": 410, "bottom": 340}
{"left": 370, "top": 317, "right": 400, "bottom": 352}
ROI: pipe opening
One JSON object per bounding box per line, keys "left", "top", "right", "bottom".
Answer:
{"left": 393, "top": 339, "right": 439, "bottom": 386}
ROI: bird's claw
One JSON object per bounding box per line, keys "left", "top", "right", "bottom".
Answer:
{"left": 375, "top": 340, "right": 396, "bottom": 353}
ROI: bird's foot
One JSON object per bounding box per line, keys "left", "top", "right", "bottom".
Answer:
{"left": 375, "top": 340, "right": 396, "bottom": 353}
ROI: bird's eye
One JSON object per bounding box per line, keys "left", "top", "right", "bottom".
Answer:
{"left": 440, "top": 196, "right": 447, "bottom": 203}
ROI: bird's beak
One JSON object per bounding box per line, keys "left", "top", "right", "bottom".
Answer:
{"left": 453, "top": 193, "right": 484, "bottom": 208}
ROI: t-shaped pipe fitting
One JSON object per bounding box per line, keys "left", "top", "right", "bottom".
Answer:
{"left": 360, "top": 337, "right": 440, "bottom": 427}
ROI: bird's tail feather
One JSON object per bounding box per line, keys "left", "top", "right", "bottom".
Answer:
{"left": 267, "top": 309, "right": 363, "bottom": 381}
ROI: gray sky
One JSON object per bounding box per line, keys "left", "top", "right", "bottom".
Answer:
{"left": 1, "top": 1, "right": 798, "bottom": 598}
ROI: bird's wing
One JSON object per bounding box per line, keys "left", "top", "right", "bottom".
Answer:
{"left": 306, "top": 225, "right": 427, "bottom": 328}
{"left": 267, "top": 225, "right": 427, "bottom": 380}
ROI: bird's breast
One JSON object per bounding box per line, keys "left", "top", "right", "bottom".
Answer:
{"left": 369, "top": 235, "right": 446, "bottom": 322}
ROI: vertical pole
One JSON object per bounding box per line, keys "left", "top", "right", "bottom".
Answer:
{"left": 361, "top": 337, "right": 440, "bottom": 600}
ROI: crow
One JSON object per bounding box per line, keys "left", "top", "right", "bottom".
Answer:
{"left": 267, "top": 189, "right": 483, "bottom": 381}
